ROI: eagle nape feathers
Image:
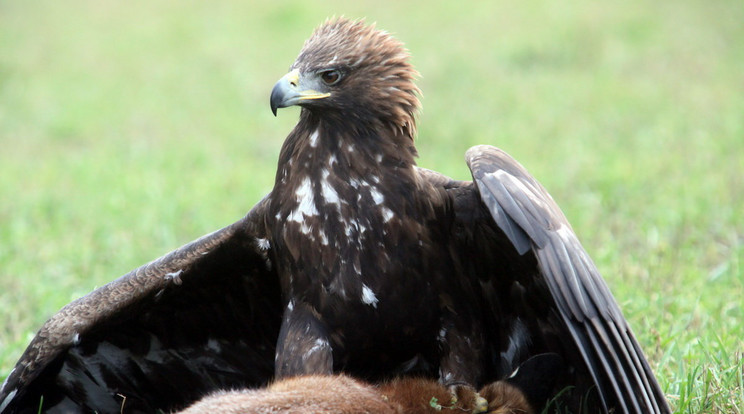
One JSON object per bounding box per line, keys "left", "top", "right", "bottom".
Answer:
{"left": 0, "top": 18, "right": 669, "bottom": 414}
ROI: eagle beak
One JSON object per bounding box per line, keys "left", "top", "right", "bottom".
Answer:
{"left": 270, "top": 69, "right": 331, "bottom": 116}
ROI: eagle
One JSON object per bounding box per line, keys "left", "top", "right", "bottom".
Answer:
{"left": 0, "top": 18, "right": 669, "bottom": 414}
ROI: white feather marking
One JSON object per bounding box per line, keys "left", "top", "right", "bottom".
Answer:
{"left": 375, "top": 154, "right": 383, "bottom": 163}
{"left": 165, "top": 269, "right": 183, "bottom": 285}
{"left": 207, "top": 338, "right": 222, "bottom": 353}
{"left": 288, "top": 177, "right": 318, "bottom": 223}
{"left": 72, "top": 332, "right": 81, "bottom": 345}
{"left": 381, "top": 207, "right": 394, "bottom": 223}
{"left": 328, "top": 154, "right": 337, "bottom": 166}
{"left": 320, "top": 169, "right": 341, "bottom": 207}
{"left": 299, "top": 222, "right": 313, "bottom": 236}
{"left": 341, "top": 216, "right": 366, "bottom": 237}
{"left": 256, "top": 238, "right": 270, "bottom": 251}
{"left": 309, "top": 129, "right": 319, "bottom": 148}
{"left": 500, "top": 318, "right": 530, "bottom": 368}
{"left": 361, "top": 285, "right": 378, "bottom": 307}
{"left": 305, "top": 338, "right": 330, "bottom": 358}
{"left": 438, "top": 328, "right": 448, "bottom": 342}
{"left": 370, "top": 187, "right": 384, "bottom": 205}
{"left": 318, "top": 231, "right": 329, "bottom": 246}
{"left": 442, "top": 372, "right": 454, "bottom": 383}
{"left": 287, "top": 300, "right": 295, "bottom": 311}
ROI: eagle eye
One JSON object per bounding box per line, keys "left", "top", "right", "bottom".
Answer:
{"left": 320, "top": 70, "right": 341, "bottom": 85}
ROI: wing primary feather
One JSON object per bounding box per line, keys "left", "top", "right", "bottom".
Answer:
{"left": 629, "top": 331, "right": 668, "bottom": 412}
{"left": 551, "top": 238, "right": 593, "bottom": 318}
{"left": 583, "top": 322, "right": 627, "bottom": 413}
{"left": 566, "top": 243, "right": 611, "bottom": 320}
{"left": 589, "top": 316, "right": 646, "bottom": 413}
{"left": 474, "top": 178, "right": 532, "bottom": 255}
{"left": 478, "top": 174, "right": 543, "bottom": 249}
{"left": 565, "top": 235, "right": 623, "bottom": 322}
{"left": 607, "top": 322, "right": 660, "bottom": 412}
{"left": 499, "top": 172, "right": 552, "bottom": 229}
{"left": 538, "top": 245, "right": 587, "bottom": 321}
{"left": 544, "top": 299, "right": 611, "bottom": 413}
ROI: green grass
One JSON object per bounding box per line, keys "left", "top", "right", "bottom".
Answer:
{"left": 1, "top": 1, "right": 742, "bottom": 412}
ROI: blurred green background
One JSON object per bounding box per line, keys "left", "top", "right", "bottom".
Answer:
{"left": 1, "top": 1, "right": 742, "bottom": 411}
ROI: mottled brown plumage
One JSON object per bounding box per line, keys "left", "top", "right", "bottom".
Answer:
{"left": 0, "top": 18, "right": 669, "bottom": 414}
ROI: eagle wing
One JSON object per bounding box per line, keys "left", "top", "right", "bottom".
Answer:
{"left": 0, "top": 197, "right": 281, "bottom": 414}
{"left": 458, "top": 145, "right": 668, "bottom": 413}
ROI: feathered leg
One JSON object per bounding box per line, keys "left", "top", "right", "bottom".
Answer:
{"left": 275, "top": 302, "right": 333, "bottom": 378}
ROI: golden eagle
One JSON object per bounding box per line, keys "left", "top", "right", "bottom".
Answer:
{"left": 0, "top": 18, "right": 669, "bottom": 414}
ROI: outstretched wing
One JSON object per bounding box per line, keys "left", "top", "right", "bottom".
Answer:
{"left": 458, "top": 145, "right": 668, "bottom": 413}
{"left": 0, "top": 197, "right": 281, "bottom": 414}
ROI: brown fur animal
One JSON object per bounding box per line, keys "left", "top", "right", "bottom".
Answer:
{"left": 177, "top": 375, "right": 395, "bottom": 414}
{"left": 177, "top": 375, "right": 536, "bottom": 414}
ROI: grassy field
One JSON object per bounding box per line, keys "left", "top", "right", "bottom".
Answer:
{"left": 1, "top": 1, "right": 742, "bottom": 412}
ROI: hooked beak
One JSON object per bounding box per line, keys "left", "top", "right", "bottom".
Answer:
{"left": 270, "top": 69, "right": 331, "bottom": 116}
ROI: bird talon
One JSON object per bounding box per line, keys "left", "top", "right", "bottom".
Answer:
{"left": 473, "top": 394, "right": 488, "bottom": 413}
{"left": 447, "top": 384, "right": 488, "bottom": 413}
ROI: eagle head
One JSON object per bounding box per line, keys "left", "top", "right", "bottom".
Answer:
{"left": 270, "top": 18, "right": 421, "bottom": 139}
